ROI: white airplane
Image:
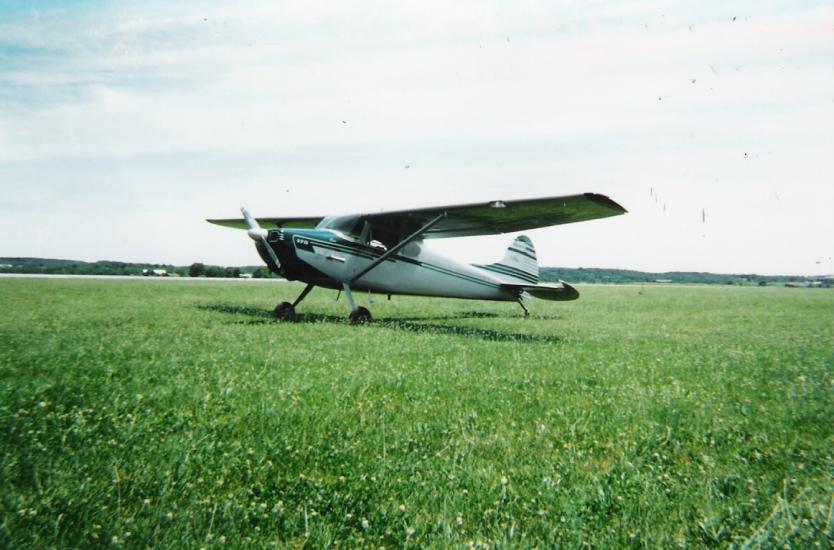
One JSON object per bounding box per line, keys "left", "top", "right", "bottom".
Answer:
{"left": 207, "top": 193, "right": 626, "bottom": 323}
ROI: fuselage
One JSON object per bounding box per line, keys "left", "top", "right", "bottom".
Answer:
{"left": 258, "top": 228, "right": 519, "bottom": 302}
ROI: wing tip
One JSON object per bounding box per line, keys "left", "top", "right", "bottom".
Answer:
{"left": 584, "top": 193, "right": 628, "bottom": 214}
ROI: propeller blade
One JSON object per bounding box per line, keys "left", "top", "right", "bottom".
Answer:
{"left": 241, "top": 207, "right": 282, "bottom": 270}
{"left": 241, "top": 207, "right": 258, "bottom": 230}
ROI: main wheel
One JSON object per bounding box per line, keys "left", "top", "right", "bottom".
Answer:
{"left": 273, "top": 301, "right": 297, "bottom": 321}
{"left": 349, "top": 306, "right": 372, "bottom": 325}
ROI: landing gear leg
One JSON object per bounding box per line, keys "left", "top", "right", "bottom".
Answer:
{"left": 273, "top": 283, "right": 314, "bottom": 321}
{"left": 343, "top": 283, "right": 372, "bottom": 324}
{"left": 517, "top": 299, "right": 530, "bottom": 317}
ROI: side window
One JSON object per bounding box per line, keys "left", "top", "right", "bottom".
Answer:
{"left": 403, "top": 242, "right": 421, "bottom": 257}
{"left": 319, "top": 215, "right": 362, "bottom": 236}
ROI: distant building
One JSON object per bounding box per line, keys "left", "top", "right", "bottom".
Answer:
{"left": 142, "top": 269, "right": 169, "bottom": 277}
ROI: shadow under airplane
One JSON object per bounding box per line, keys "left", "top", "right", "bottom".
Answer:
{"left": 198, "top": 304, "right": 562, "bottom": 345}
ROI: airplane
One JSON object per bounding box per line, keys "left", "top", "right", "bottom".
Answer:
{"left": 207, "top": 193, "right": 626, "bottom": 323}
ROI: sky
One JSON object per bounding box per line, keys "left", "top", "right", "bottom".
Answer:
{"left": 1, "top": 0, "right": 832, "bottom": 275}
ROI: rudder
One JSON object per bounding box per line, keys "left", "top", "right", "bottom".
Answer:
{"left": 479, "top": 235, "right": 539, "bottom": 284}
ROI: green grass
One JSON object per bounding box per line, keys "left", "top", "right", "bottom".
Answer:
{"left": 1, "top": 279, "right": 832, "bottom": 548}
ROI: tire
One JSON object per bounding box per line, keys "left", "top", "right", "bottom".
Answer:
{"left": 349, "top": 306, "right": 372, "bottom": 325}
{"left": 273, "top": 301, "right": 296, "bottom": 321}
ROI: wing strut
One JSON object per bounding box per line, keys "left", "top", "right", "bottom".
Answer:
{"left": 349, "top": 213, "right": 446, "bottom": 284}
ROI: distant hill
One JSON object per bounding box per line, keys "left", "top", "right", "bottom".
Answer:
{"left": 1, "top": 257, "right": 827, "bottom": 286}
{"left": 538, "top": 267, "right": 818, "bottom": 286}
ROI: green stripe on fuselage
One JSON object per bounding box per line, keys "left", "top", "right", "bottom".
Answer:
{"left": 290, "top": 231, "right": 502, "bottom": 289}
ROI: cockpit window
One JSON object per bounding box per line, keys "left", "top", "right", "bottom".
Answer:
{"left": 316, "top": 215, "right": 363, "bottom": 235}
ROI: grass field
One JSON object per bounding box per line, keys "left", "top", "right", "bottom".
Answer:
{"left": 1, "top": 279, "right": 832, "bottom": 548}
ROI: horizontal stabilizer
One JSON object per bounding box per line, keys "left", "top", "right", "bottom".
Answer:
{"left": 502, "top": 281, "right": 579, "bottom": 301}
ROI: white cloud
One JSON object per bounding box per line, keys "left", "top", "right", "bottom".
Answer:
{"left": 0, "top": 1, "right": 832, "bottom": 274}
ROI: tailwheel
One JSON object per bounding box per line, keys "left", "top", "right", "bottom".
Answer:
{"left": 273, "top": 301, "right": 297, "bottom": 322}
{"left": 349, "top": 306, "right": 372, "bottom": 325}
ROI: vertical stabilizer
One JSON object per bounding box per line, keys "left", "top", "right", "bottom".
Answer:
{"left": 476, "top": 235, "right": 539, "bottom": 284}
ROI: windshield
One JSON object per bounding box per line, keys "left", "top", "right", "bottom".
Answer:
{"left": 315, "top": 215, "right": 363, "bottom": 236}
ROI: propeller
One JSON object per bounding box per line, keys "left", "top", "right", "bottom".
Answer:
{"left": 241, "top": 207, "right": 282, "bottom": 271}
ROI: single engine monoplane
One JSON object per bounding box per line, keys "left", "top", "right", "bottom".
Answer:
{"left": 207, "top": 193, "right": 626, "bottom": 323}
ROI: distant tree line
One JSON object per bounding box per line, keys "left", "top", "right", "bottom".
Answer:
{"left": 2, "top": 257, "right": 826, "bottom": 286}
{"left": 539, "top": 267, "right": 813, "bottom": 286}
{"left": 0, "top": 258, "right": 276, "bottom": 279}
{"left": 186, "top": 263, "right": 240, "bottom": 278}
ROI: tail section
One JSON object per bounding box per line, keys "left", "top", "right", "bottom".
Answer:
{"left": 476, "top": 235, "right": 539, "bottom": 284}
{"left": 474, "top": 235, "right": 581, "bottom": 302}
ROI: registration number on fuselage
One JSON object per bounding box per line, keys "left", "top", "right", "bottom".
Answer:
{"left": 293, "top": 236, "right": 315, "bottom": 252}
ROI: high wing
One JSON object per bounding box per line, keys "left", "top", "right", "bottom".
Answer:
{"left": 206, "top": 193, "right": 626, "bottom": 245}
{"left": 364, "top": 193, "right": 626, "bottom": 243}
{"left": 206, "top": 215, "right": 323, "bottom": 230}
